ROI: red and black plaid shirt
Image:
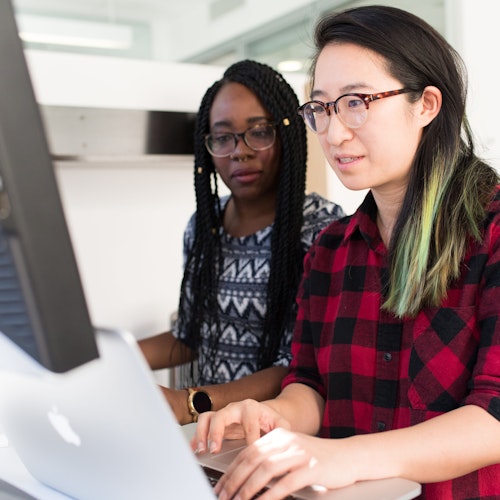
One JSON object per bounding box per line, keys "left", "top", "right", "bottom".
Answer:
{"left": 283, "top": 187, "right": 500, "bottom": 499}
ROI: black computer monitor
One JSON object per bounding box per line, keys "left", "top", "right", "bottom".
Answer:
{"left": 0, "top": 0, "right": 99, "bottom": 373}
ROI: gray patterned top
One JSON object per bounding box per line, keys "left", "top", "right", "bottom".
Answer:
{"left": 173, "top": 192, "right": 344, "bottom": 385}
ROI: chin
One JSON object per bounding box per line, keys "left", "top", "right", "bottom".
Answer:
{"left": 343, "top": 183, "right": 371, "bottom": 192}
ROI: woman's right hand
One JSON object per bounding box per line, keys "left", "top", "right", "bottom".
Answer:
{"left": 193, "top": 402, "right": 362, "bottom": 500}
{"left": 191, "top": 398, "right": 291, "bottom": 454}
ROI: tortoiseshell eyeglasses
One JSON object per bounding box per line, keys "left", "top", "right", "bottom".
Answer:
{"left": 297, "top": 88, "right": 414, "bottom": 133}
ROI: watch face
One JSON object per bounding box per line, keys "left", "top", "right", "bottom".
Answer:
{"left": 193, "top": 391, "right": 212, "bottom": 413}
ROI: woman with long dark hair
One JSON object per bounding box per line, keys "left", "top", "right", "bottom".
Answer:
{"left": 194, "top": 7, "right": 500, "bottom": 499}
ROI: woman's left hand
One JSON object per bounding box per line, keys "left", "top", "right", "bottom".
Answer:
{"left": 214, "top": 427, "right": 357, "bottom": 500}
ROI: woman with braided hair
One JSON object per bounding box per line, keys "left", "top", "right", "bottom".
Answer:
{"left": 139, "top": 60, "right": 344, "bottom": 425}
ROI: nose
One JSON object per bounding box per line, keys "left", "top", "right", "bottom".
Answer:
{"left": 231, "top": 132, "right": 254, "bottom": 157}
{"left": 325, "top": 111, "right": 353, "bottom": 146}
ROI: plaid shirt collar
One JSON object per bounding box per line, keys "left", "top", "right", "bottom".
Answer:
{"left": 345, "top": 191, "right": 386, "bottom": 254}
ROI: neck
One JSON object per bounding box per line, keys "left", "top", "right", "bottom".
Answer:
{"left": 372, "top": 188, "right": 406, "bottom": 246}
{"left": 224, "top": 194, "right": 276, "bottom": 237}
{"left": 376, "top": 211, "right": 395, "bottom": 247}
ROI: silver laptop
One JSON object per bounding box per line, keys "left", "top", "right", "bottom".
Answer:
{"left": 0, "top": 328, "right": 421, "bottom": 500}
{"left": 0, "top": 328, "right": 216, "bottom": 499}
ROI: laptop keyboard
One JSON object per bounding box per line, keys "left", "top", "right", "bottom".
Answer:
{"left": 202, "top": 466, "right": 299, "bottom": 499}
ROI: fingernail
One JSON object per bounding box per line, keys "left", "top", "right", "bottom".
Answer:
{"left": 196, "top": 441, "right": 206, "bottom": 453}
{"left": 209, "top": 440, "right": 217, "bottom": 453}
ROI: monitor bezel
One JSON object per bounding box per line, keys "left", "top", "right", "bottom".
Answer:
{"left": 0, "top": 0, "right": 99, "bottom": 373}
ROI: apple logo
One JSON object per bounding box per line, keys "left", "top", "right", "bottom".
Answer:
{"left": 47, "top": 406, "right": 81, "bottom": 447}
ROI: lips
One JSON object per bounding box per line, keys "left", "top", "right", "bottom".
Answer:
{"left": 337, "top": 156, "right": 362, "bottom": 164}
{"left": 333, "top": 155, "right": 363, "bottom": 171}
{"left": 231, "top": 168, "right": 262, "bottom": 183}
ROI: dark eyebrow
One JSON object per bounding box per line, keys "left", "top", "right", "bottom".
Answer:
{"left": 211, "top": 119, "right": 230, "bottom": 128}
{"left": 310, "top": 83, "right": 372, "bottom": 100}
{"left": 211, "top": 116, "right": 272, "bottom": 130}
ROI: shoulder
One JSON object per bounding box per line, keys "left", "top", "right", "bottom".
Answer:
{"left": 486, "top": 185, "right": 500, "bottom": 218}
{"left": 307, "top": 193, "right": 377, "bottom": 255}
{"left": 300, "top": 192, "right": 346, "bottom": 249}
{"left": 482, "top": 185, "right": 500, "bottom": 241}
{"left": 219, "top": 194, "right": 231, "bottom": 210}
{"left": 183, "top": 211, "right": 197, "bottom": 240}
{"left": 181, "top": 212, "right": 197, "bottom": 257}
{"left": 184, "top": 195, "right": 230, "bottom": 238}
{"left": 302, "top": 192, "right": 344, "bottom": 220}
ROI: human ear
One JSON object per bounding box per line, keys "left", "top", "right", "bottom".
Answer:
{"left": 417, "top": 85, "right": 442, "bottom": 127}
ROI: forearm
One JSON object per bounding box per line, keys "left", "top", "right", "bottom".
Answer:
{"left": 201, "top": 366, "right": 288, "bottom": 411}
{"left": 265, "top": 383, "right": 325, "bottom": 435}
{"left": 172, "top": 366, "right": 288, "bottom": 425}
{"left": 138, "top": 331, "right": 195, "bottom": 370}
{"left": 348, "top": 404, "right": 500, "bottom": 484}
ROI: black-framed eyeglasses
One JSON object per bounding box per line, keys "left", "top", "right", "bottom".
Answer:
{"left": 205, "top": 121, "right": 277, "bottom": 158}
{"left": 297, "top": 88, "right": 413, "bottom": 133}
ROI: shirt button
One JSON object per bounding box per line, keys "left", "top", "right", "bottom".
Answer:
{"left": 383, "top": 352, "right": 392, "bottom": 362}
{"left": 377, "top": 421, "right": 386, "bottom": 431}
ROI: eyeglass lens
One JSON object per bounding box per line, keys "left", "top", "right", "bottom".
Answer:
{"left": 301, "top": 95, "right": 367, "bottom": 133}
{"left": 205, "top": 122, "right": 276, "bottom": 157}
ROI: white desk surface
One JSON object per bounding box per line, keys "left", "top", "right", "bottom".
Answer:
{"left": 0, "top": 427, "right": 421, "bottom": 500}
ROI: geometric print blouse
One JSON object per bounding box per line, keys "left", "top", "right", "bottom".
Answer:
{"left": 173, "top": 192, "right": 344, "bottom": 385}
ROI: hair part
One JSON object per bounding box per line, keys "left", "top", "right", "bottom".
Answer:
{"left": 312, "top": 6, "right": 499, "bottom": 317}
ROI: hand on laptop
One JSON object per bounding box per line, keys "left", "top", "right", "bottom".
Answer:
{"left": 192, "top": 398, "right": 290, "bottom": 454}
{"left": 215, "top": 428, "right": 342, "bottom": 500}
{"left": 191, "top": 400, "right": 327, "bottom": 499}
{"left": 194, "top": 402, "right": 351, "bottom": 500}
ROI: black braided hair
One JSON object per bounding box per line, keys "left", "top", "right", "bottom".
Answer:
{"left": 176, "top": 60, "right": 307, "bottom": 382}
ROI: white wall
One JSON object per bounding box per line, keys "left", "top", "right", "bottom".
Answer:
{"left": 446, "top": 0, "right": 500, "bottom": 171}
{"left": 25, "top": 50, "right": 224, "bottom": 113}
{"left": 54, "top": 159, "right": 193, "bottom": 337}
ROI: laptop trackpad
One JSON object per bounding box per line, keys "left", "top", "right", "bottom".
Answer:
{"left": 197, "top": 439, "right": 246, "bottom": 470}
